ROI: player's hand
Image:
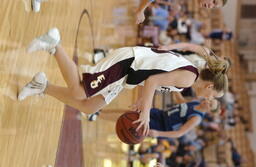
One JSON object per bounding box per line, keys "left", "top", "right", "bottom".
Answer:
{"left": 154, "top": 162, "right": 164, "bottom": 167}
{"left": 148, "top": 129, "right": 159, "bottom": 137}
{"left": 133, "top": 110, "right": 149, "bottom": 136}
{"left": 129, "top": 98, "right": 142, "bottom": 112}
{"left": 136, "top": 11, "right": 145, "bottom": 24}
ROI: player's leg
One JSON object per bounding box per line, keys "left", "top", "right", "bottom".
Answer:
{"left": 18, "top": 73, "right": 106, "bottom": 113}
{"left": 45, "top": 83, "right": 106, "bottom": 114}
{"left": 53, "top": 45, "right": 85, "bottom": 98}
{"left": 88, "top": 109, "right": 129, "bottom": 121}
{"left": 27, "top": 28, "right": 86, "bottom": 98}
{"left": 98, "top": 109, "right": 129, "bottom": 122}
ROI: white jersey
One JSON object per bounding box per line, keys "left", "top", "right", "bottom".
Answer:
{"left": 183, "top": 54, "right": 206, "bottom": 70}
{"left": 79, "top": 47, "right": 198, "bottom": 104}
{"left": 126, "top": 47, "right": 198, "bottom": 93}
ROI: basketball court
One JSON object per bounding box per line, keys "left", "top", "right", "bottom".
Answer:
{"left": 1, "top": 0, "right": 256, "bottom": 167}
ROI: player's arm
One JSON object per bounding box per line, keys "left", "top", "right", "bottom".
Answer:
{"left": 134, "top": 70, "right": 196, "bottom": 135}
{"left": 172, "top": 92, "right": 187, "bottom": 104}
{"left": 136, "top": 0, "right": 154, "bottom": 24}
{"left": 150, "top": 116, "right": 201, "bottom": 138}
{"left": 159, "top": 43, "right": 209, "bottom": 56}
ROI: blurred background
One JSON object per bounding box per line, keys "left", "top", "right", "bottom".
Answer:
{"left": 0, "top": 0, "right": 256, "bottom": 167}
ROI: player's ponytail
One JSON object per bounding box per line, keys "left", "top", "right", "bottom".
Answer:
{"left": 197, "top": 48, "right": 230, "bottom": 92}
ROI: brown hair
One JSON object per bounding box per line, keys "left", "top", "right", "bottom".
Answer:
{"left": 198, "top": 48, "right": 230, "bottom": 92}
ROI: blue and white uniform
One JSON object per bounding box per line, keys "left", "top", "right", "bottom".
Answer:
{"left": 149, "top": 101, "right": 205, "bottom": 131}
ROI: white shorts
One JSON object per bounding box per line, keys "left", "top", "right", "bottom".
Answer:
{"left": 79, "top": 47, "right": 135, "bottom": 104}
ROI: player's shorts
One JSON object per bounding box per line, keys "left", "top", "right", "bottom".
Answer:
{"left": 79, "top": 47, "right": 134, "bottom": 104}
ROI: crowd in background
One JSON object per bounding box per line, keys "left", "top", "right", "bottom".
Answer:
{"left": 129, "top": 89, "right": 245, "bottom": 167}
{"left": 131, "top": 0, "right": 247, "bottom": 166}
{"left": 137, "top": 0, "right": 233, "bottom": 47}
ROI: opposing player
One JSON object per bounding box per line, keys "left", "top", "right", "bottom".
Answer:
{"left": 18, "top": 28, "right": 229, "bottom": 135}
{"left": 136, "top": 0, "right": 229, "bottom": 24}
{"left": 148, "top": 99, "right": 219, "bottom": 138}
{"left": 87, "top": 98, "right": 219, "bottom": 138}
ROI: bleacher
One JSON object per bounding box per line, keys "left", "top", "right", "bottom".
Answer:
{"left": 196, "top": 1, "right": 254, "bottom": 167}
{"left": 132, "top": 0, "right": 255, "bottom": 167}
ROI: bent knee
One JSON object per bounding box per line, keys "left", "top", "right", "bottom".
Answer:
{"left": 79, "top": 95, "right": 106, "bottom": 114}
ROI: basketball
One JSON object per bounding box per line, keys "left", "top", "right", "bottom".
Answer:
{"left": 116, "top": 111, "right": 147, "bottom": 145}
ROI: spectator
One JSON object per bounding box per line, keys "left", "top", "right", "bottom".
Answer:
{"left": 204, "top": 27, "right": 233, "bottom": 40}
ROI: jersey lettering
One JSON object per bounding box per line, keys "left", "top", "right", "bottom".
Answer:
{"left": 179, "top": 103, "right": 188, "bottom": 117}
{"left": 166, "top": 103, "right": 188, "bottom": 118}
{"left": 166, "top": 104, "right": 180, "bottom": 116}
{"left": 90, "top": 74, "right": 105, "bottom": 89}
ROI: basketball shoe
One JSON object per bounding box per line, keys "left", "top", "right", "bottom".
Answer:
{"left": 27, "top": 28, "right": 60, "bottom": 55}
{"left": 93, "top": 49, "right": 106, "bottom": 64}
{"left": 32, "top": 0, "right": 47, "bottom": 13}
{"left": 18, "top": 72, "right": 48, "bottom": 101}
{"left": 87, "top": 111, "right": 100, "bottom": 121}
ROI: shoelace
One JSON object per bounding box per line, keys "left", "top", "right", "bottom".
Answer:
{"left": 28, "top": 80, "right": 44, "bottom": 89}
{"left": 38, "top": 35, "right": 58, "bottom": 48}
{"left": 25, "top": 80, "right": 46, "bottom": 96}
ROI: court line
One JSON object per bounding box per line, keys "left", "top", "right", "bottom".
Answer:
{"left": 54, "top": 8, "right": 95, "bottom": 167}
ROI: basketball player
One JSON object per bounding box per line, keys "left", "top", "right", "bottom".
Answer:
{"left": 147, "top": 99, "right": 219, "bottom": 138}
{"left": 87, "top": 98, "right": 219, "bottom": 138}
{"left": 136, "top": 0, "right": 229, "bottom": 24}
{"left": 18, "top": 28, "right": 229, "bottom": 135}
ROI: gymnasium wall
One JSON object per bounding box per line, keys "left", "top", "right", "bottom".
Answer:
{"left": 239, "top": 0, "right": 256, "bottom": 165}
{"left": 221, "top": 0, "right": 239, "bottom": 33}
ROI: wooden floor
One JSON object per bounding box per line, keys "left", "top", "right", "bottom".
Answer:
{"left": 0, "top": 0, "right": 138, "bottom": 167}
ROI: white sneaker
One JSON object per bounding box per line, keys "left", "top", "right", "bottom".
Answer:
{"left": 32, "top": 0, "right": 46, "bottom": 12}
{"left": 93, "top": 49, "right": 106, "bottom": 64}
{"left": 87, "top": 111, "right": 100, "bottom": 121}
{"left": 18, "top": 72, "right": 48, "bottom": 101}
{"left": 27, "top": 28, "right": 60, "bottom": 54}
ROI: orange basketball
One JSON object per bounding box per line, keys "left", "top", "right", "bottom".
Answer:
{"left": 115, "top": 111, "right": 147, "bottom": 144}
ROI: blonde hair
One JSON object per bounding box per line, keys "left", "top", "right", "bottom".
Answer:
{"left": 210, "top": 99, "right": 221, "bottom": 113}
{"left": 197, "top": 48, "right": 230, "bottom": 92}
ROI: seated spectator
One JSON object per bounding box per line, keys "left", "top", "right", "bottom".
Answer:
{"left": 177, "top": 12, "right": 191, "bottom": 36}
{"left": 136, "top": 0, "right": 229, "bottom": 24}
{"left": 190, "top": 19, "right": 206, "bottom": 45}
{"left": 151, "top": 2, "right": 170, "bottom": 31}
{"left": 204, "top": 27, "right": 233, "bottom": 40}
{"left": 129, "top": 140, "right": 175, "bottom": 165}
{"left": 150, "top": 2, "right": 173, "bottom": 44}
